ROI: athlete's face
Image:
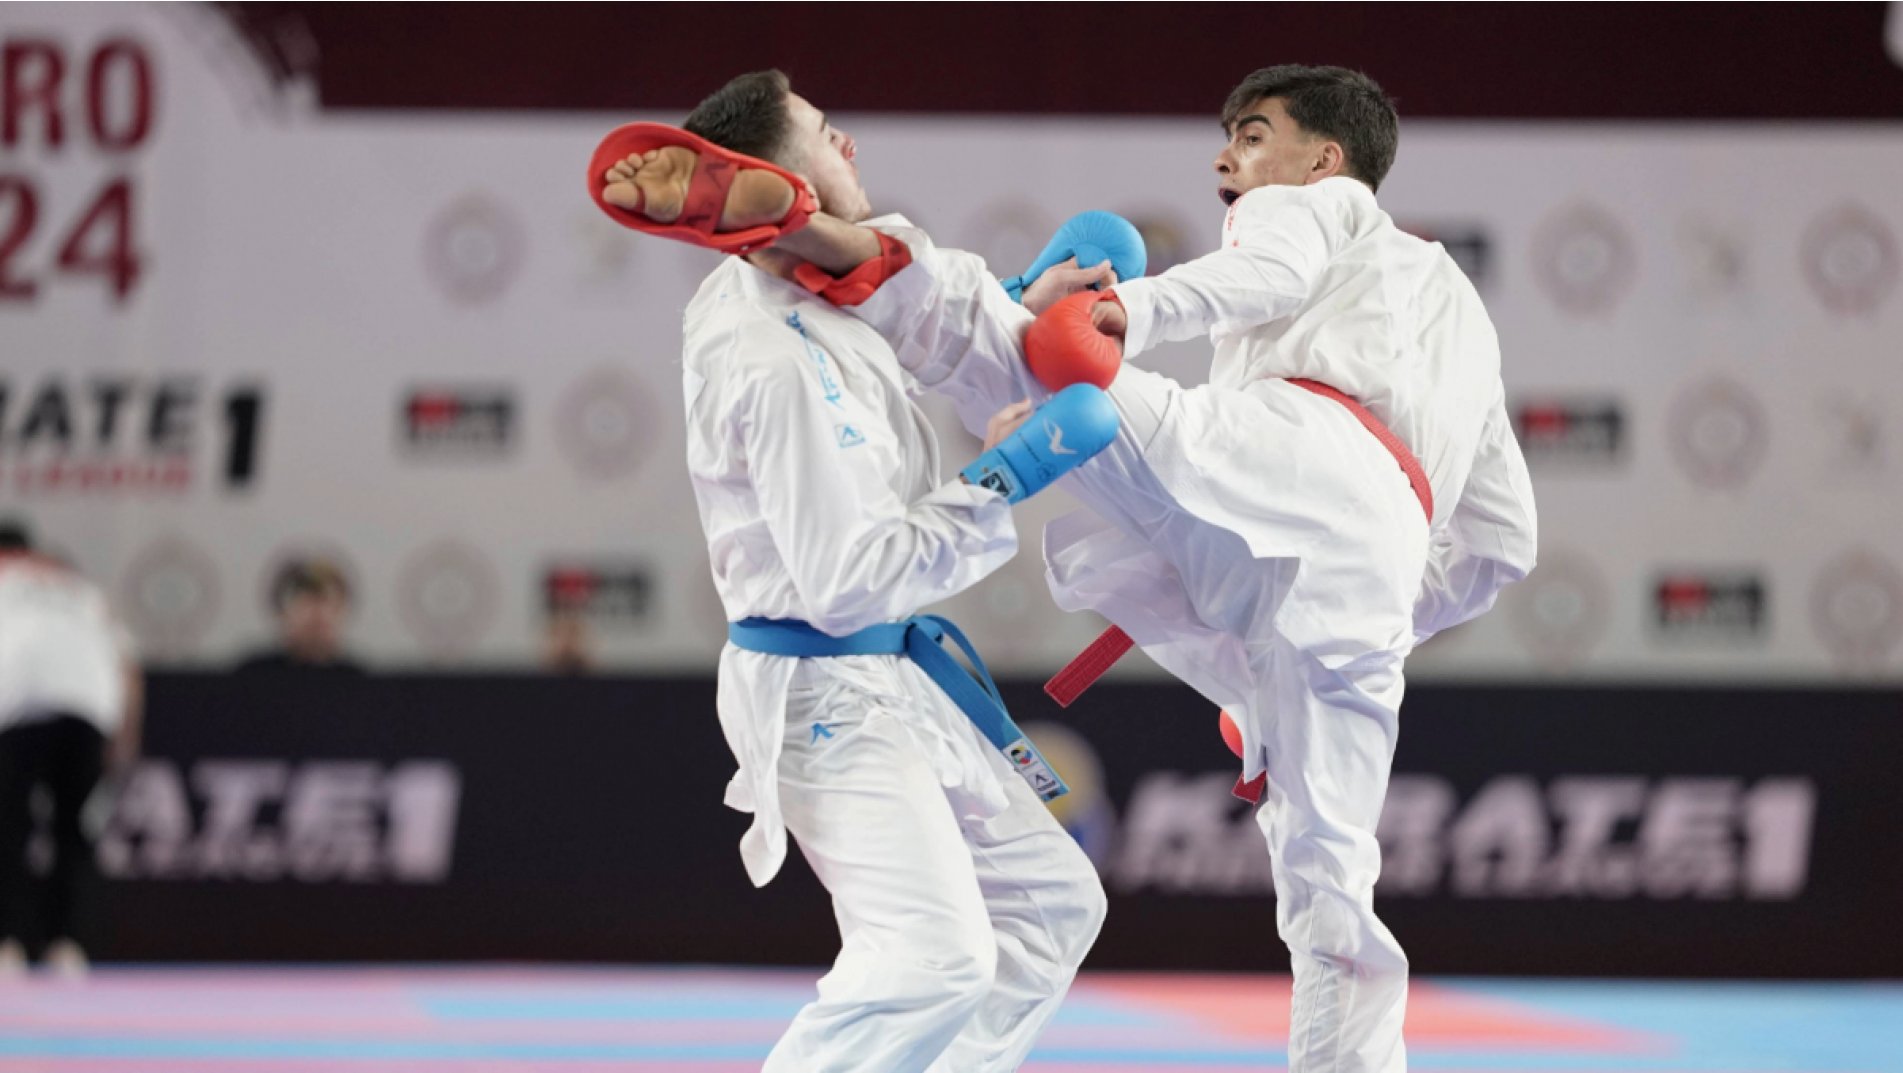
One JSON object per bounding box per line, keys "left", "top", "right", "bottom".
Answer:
{"left": 781, "top": 93, "right": 872, "bottom": 224}
{"left": 1214, "top": 96, "right": 1344, "bottom": 207}
{"left": 281, "top": 588, "right": 348, "bottom": 661}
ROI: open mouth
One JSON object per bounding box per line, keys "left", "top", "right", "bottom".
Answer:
{"left": 1219, "top": 188, "right": 1240, "bottom": 206}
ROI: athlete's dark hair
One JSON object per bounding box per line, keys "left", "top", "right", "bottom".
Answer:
{"left": 683, "top": 69, "right": 797, "bottom": 166}
{"left": 1222, "top": 65, "right": 1399, "bottom": 191}
{"left": 270, "top": 557, "right": 351, "bottom": 612}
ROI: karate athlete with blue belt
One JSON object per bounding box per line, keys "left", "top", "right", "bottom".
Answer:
{"left": 607, "top": 72, "right": 1118, "bottom": 1073}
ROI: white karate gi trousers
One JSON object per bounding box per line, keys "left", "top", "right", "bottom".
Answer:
{"left": 762, "top": 657, "right": 1108, "bottom": 1073}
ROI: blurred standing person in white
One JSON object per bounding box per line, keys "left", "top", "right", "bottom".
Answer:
{"left": 0, "top": 520, "right": 142, "bottom": 976}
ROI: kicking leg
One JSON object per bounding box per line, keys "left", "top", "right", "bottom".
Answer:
{"left": 600, "top": 147, "right": 797, "bottom": 230}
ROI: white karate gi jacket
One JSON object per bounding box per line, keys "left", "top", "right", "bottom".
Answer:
{"left": 680, "top": 250, "right": 1018, "bottom": 887}
{"left": 1114, "top": 177, "right": 1539, "bottom": 643}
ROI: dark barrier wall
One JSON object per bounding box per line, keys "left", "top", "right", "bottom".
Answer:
{"left": 86, "top": 674, "right": 1903, "bottom": 977}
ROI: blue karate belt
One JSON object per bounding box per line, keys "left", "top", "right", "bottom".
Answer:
{"left": 727, "top": 615, "right": 1070, "bottom": 803}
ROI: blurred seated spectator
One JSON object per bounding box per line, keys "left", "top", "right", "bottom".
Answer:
{"left": 543, "top": 606, "right": 594, "bottom": 674}
{"left": 235, "top": 557, "right": 366, "bottom": 675}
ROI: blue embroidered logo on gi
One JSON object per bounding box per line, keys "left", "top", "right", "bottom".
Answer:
{"left": 786, "top": 312, "right": 844, "bottom": 408}
{"left": 836, "top": 424, "right": 866, "bottom": 449}
{"left": 810, "top": 722, "right": 839, "bottom": 744}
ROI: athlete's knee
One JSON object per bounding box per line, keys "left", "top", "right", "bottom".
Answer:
{"left": 1082, "top": 870, "right": 1109, "bottom": 936}
{"left": 953, "top": 944, "right": 999, "bottom": 1007}
{"left": 1262, "top": 802, "right": 1385, "bottom": 899}
{"left": 1063, "top": 863, "right": 1109, "bottom": 968}
{"left": 1311, "top": 920, "right": 1409, "bottom": 981}
{"left": 1282, "top": 885, "right": 1409, "bottom": 988}
{"left": 911, "top": 921, "right": 999, "bottom": 1014}
{"left": 936, "top": 951, "right": 997, "bottom": 1023}
{"left": 1029, "top": 847, "right": 1108, "bottom": 983}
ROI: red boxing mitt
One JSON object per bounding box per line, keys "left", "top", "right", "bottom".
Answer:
{"left": 1025, "top": 291, "right": 1123, "bottom": 392}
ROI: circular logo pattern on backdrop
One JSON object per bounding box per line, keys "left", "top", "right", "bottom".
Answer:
{"left": 1505, "top": 550, "right": 1609, "bottom": 670}
{"left": 1122, "top": 210, "right": 1196, "bottom": 275}
{"left": 968, "top": 202, "right": 1054, "bottom": 283}
{"left": 1816, "top": 394, "right": 1887, "bottom": 477}
{"left": 968, "top": 548, "right": 1050, "bottom": 650}
{"left": 553, "top": 367, "right": 655, "bottom": 480}
{"left": 574, "top": 209, "right": 638, "bottom": 281}
{"left": 1678, "top": 217, "right": 1748, "bottom": 301}
{"left": 396, "top": 539, "right": 500, "bottom": 658}
{"left": 1667, "top": 377, "right": 1768, "bottom": 490}
{"left": 1531, "top": 202, "right": 1635, "bottom": 316}
{"left": 1800, "top": 204, "right": 1898, "bottom": 316}
{"left": 119, "top": 536, "right": 222, "bottom": 660}
{"left": 423, "top": 191, "right": 527, "bottom": 305}
{"left": 1811, "top": 549, "right": 1903, "bottom": 670}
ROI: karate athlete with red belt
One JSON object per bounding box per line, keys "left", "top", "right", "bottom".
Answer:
{"left": 589, "top": 72, "right": 1119, "bottom": 1073}
{"left": 591, "top": 65, "right": 1537, "bottom": 1073}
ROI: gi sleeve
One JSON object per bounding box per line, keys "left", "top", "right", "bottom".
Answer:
{"left": 849, "top": 222, "right": 1048, "bottom": 442}
{"left": 1112, "top": 182, "right": 1356, "bottom": 359}
{"left": 725, "top": 334, "right": 1019, "bottom": 637}
{"left": 1411, "top": 392, "right": 1539, "bottom": 643}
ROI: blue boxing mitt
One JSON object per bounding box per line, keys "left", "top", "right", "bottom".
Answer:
{"left": 999, "top": 211, "right": 1147, "bottom": 303}
{"left": 960, "top": 384, "right": 1119, "bottom": 503}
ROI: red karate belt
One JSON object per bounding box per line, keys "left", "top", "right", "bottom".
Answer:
{"left": 1044, "top": 378, "right": 1435, "bottom": 804}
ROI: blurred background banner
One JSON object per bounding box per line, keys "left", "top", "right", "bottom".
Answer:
{"left": 4, "top": 1, "right": 1903, "bottom": 981}
{"left": 88, "top": 674, "right": 1903, "bottom": 977}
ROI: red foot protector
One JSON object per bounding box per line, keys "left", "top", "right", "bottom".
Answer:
{"left": 1218, "top": 708, "right": 1244, "bottom": 755}
{"left": 1043, "top": 625, "right": 1133, "bottom": 706}
{"left": 587, "top": 122, "right": 817, "bottom": 254}
{"left": 1025, "top": 290, "right": 1123, "bottom": 391}
{"left": 1219, "top": 709, "right": 1268, "bottom": 805}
